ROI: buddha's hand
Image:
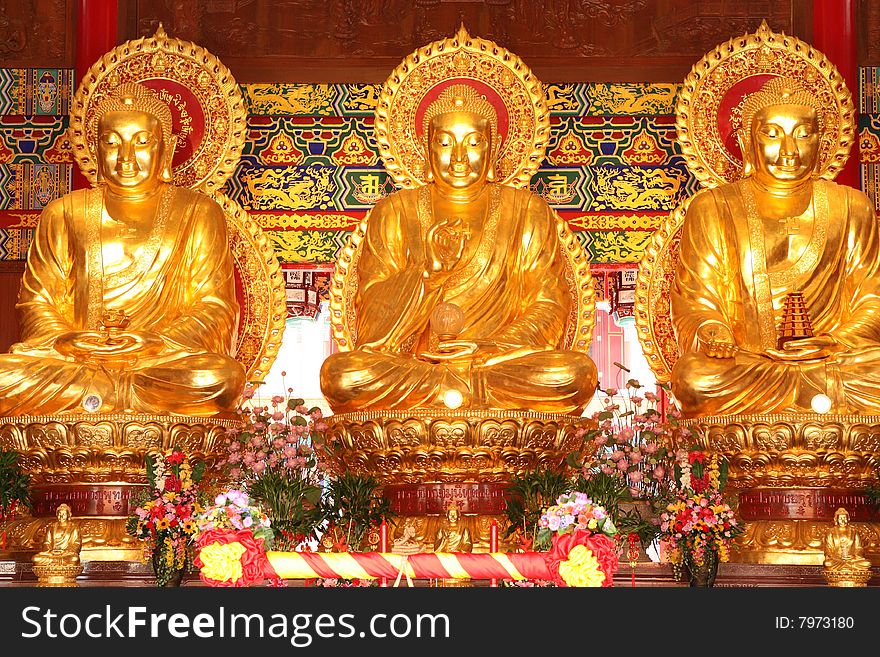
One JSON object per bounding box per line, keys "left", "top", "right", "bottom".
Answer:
{"left": 425, "top": 218, "right": 470, "bottom": 283}
{"left": 54, "top": 330, "right": 165, "bottom": 362}
{"left": 697, "top": 322, "right": 738, "bottom": 359}
{"left": 766, "top": 334, "right": 840, "bottom": 361}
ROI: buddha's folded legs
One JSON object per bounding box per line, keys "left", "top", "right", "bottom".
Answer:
{"left": 129, "top": 353, "right": 246, "bottom": 416}
{"left": 320, "top": 350, "right": 469, "bottom": 413}
{"left": 0, "top": 352, "right": 245, "bottom": 416}
{"left": 671, "top": 348, "right": 880, "bottom": 415}
{"left": 320, "top": 348, "right": 596, "bottom": 414}
{"left": 0, "top": 353, "right": 116, "bottom": 415}
{"left": 474, "top": 350, "right": 597, "bottom": 414}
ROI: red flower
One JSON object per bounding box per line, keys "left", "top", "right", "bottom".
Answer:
{"left": 166, "top": 474, "right": 181, "bottom": 492}
{"left": 195, "top": 528, "right": 278, "bottom": 587}
{"left": 544, "top": 529, "right": 619, "bottom": 587}
{"left": 688, "top": 450, "right": 704, "bottom": 464}
{"left": 167, "top": 452, "right": 185, "bottom": 465}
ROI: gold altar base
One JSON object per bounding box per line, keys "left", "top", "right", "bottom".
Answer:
{"left": 323, "top": 409, "right": 592, "bottom": 485}
{"left": 683, "top": 413, "right": 880, "bottom": 565}
{"left": 32, "top": 563, "right": 83, "bottom": 587}
{"left": 823, "top": 566, "right": 873, "bottom": 587}
{"left": 0, "top": 413, "right": 238, "bottom": 561}
{"left": 324, "top": 409, "right": 590, "bottom": 553}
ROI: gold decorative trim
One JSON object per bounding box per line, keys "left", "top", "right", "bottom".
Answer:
{"left": 681, "top": 413, "right": 880, "bottom": 489}
{"left": 374, "top": 24, "right": 550, "bottom": 189}
{"left": 323, "top": 410, "right": 593, "bottom": 485}
{"left": 676, "top": 20, "right": 855, "bottom": 187}
{"left": 69, "top": 24, "right": 247, "bottom": 193}
{"left": 633, "top": 198, "right": 689, "bottom": 383}
{"left": 2, "top": 516, "right": 143, "bottom": 561}
{"left": 211, "top": 192, "right": 286, "bottom": 382}
{"left": 0, "top": 414, "right": 238, "bottom": 485}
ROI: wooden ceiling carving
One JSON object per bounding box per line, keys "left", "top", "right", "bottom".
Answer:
{"left": 0, "top": 0, "right": 75, "bottom": 68}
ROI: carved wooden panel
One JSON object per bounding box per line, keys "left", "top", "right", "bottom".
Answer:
{"left": 121, "top": 0, "right": 810, "bottom": 82}
{"left": 0, "top": 261, "right": 23, "bottom": 352}
{"left": 0, "top": 0, "right": 75, "bottom": 68}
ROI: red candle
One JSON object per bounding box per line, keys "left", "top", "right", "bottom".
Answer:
{"left": 380, "top": 521, "right": 388, "bottom": 587}
{"left": 490, "top": 520, "right": 499, "bottom": 587}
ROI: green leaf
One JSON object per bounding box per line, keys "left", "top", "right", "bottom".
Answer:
{"left": 613, "top": 362, "right": 631, "bottom": 373}
{"left": 565, "top": 452, "right": 582, "bottom": 469}
{"left": 145, "top": 455, "right": 155, "bottom": 488}
{"left": 307, "top": 407, "right": 321, "bottom": 415}
{"left": 293, "top": 416, "right": 308, "bottom": 426}
{"left": 191, "top": 460, "right": 206, "bottom": 484}
{"left": 597, "top": 411, "right": 614, "bottom": 421}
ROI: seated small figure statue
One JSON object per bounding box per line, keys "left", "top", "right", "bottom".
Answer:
{"left": 32, "top": 504, "right": 82, "bottom": 566}
{"left": 824, "top": 507, "right": 872, "bottom": 572}
{"left": 320, "top": 84, "right": 596, "bottom": 414}
{"left": 391, "top": 519, "right": 424, "bottom": 555}
{"left": 671, "top": 77, "right": 880, "bottom": 415}
{"left": 434, "top": 504, "right": 472, "bottom": 553}
{"left": 0, "top": 82, "right": 245, "bottom": 416}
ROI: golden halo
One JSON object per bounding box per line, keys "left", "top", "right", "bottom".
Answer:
{"left": 633, "top": 198, "right": 690, "bottom": 384}
{"left": 69, "top": 24, "right": 246, "bottom": 193}
{"left": 374, "top": 24, "right": 550, "bottom": 189}
{"left": 212, "top": 192, "right": 287, "bottom": 383}
{"left": 676, "top": 20, "right": 855, "bottom": 188}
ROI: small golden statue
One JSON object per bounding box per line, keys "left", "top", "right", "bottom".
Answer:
{"left": 822, "top": 508, "right": 873, "bottom": 587}
{"left": 434, "top": 504, "right": 473, "bottom": 553}
{"left": 0, "top": 82, "right": 245, "bottom": 416}
{"left": 777, "top": 292, "right": 814, "bottom": 351}
{"left": 32, "top": 504, "right": 83, "bottom": 586}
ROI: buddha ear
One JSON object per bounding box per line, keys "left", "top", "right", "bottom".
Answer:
{"left": 426, "top": 167, "right": 434, "bottom": 182}
{"left": 736, "top": 131, "right": 754, "bottom": 177}
{"left": 486, "top": 160, "right": 497, "bottom": 182}
{"left": 160, "top": 135, "right": 177, "bottom": 183}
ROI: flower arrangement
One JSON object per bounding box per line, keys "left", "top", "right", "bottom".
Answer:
{"left": 658, "top": 448, "right": 742, "bottom": 585}
{"left": 578, "top": 373, "right": 679, "bottom": 500}
{"left": 194, "top": 488, "right": 282, "bottom": 587}
{"left": 223, "top": 384, "right": 328, "bottom": 550}
{"left": 535, "top": 491, "right": 620, "bottom": 587}
{"left": 195, "top": 488, "right": 274, "bottom": 547}
{"left": 126, "top": 450, "right": 205, "bottom": 586}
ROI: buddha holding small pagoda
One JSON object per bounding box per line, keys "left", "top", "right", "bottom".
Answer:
{"left": 671, "top": 77, "right": 880, "bottom": 416}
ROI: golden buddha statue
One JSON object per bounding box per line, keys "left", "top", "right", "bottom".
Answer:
{"left": 0, "top": 82, "right": 245, "bottom": 416}
{"left": 434, "top": 504, "right": 472, "bottom": 553}
{"left": 320, "top": 84, "right": 597, "bottom": 414}
{"left": 670, "top": 77, "right": 880, "bottom": 416}
{"left": 32, "top": 504, "right": 82, "bottom": 566}
{"left": 823, "top": 508, "right": 872, "bottom": 572}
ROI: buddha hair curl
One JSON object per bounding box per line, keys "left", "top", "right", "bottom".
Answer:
{"left": 92, "top": 82, "right": 175, "bottom": 145}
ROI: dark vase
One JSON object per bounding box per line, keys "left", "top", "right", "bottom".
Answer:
{"left": 151, "top": 552, "right": 185, "bottom": 587}
{"left": 686, "top": 550, "right": 719, "bottom": 587}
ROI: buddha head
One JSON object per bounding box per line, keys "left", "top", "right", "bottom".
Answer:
{"left": 423, "top": 84, "right": 498, "bottom": 194}
{"left": 56, "top": 503, "right": 72, "bottom": 523}
{"left": 738, "top": 77, "right": 823, "bottom": 186}
{"left": 834, "top": 507, "right": 850, "bottom": 528}
{"left": 92, "top": 82, "right": 176, "bottom": 194}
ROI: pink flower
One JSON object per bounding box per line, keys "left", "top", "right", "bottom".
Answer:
{"left": 616, "top": 459, "right": 629, "bottom": 471}
{"left": 644, "top": 442, "right": 658, "bottom": 454}
{"left": 653, "top": 465, "right": 666, "bottom": 480}
{"left": 628, "top": 470, "right": 644, "bottom": 483}
{"left": 593, "top": 435, "right": 608, "bottom": 446}
{"left": 252, "top": 461, "right": 267, "bottom": 474}
{"left": 295, "top": 405, "right": 308, "bottom": 414}
{"left": 630, "top": 452, "right": 643, "bottom": 464}
{"left": 315, "top": 421, "right": 328, "bottom": 432}
{"left": 243, "top": 452, "right": 255, "bottom": 465}
{"left": 242, "top": 387, "right": 255, "bottom": 400}
{"left": 601, "top": 465, "right": 614, "bottom": 475}
{"left": 310, "top": 409, "right": 323, "bottom": 421}
{"left": 619, "top": 428, "right": 634, "bottom": 440}
{"left": 644, "top": 391, "right": 658, "bottom": 402}
{"left": 611, "top": 450, "right": 625, "bottom": 461}
{"left": 605, "top": 388, "right": 618, "bottom": 396}
{"left": 272, "top": 411, "right": 285, "bottom": 421}
{"left": 271, "top": 395, "right": 285, "bottom": 405}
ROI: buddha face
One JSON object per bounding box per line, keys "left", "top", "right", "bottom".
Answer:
{"left": 97, "top": 109, "right": 167, "bottom": 193}
{"left": 749, "top": 103, "right": 820, "bottom": 186}
{"left": 56, "top": 505, "right": 70, "bottom": 522}
{"left": 428, "top": 111, "right": 492, "bottom": 194}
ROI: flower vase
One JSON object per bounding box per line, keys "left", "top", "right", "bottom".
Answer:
{"left": 151, "top": 552, "right": 185, "bottom": 587}
{"left": 685, "top": 550, "right": 719, "bottom": 587}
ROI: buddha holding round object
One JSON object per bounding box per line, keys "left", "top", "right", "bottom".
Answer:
{"left": 320, "top": 82, "right": 597, "bottom": 414}
{"left": 0, "top": 82, "right": 245, "bottom": 416}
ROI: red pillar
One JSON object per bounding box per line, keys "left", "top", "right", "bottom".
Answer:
{"left": 813, "top": 0, "right": 860, "bottom": 190}
{"left": 73, "top": 0, "right": 119, "bottom": 190}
